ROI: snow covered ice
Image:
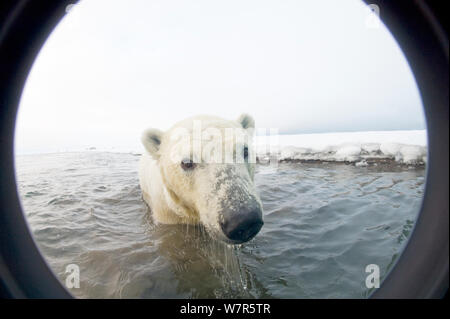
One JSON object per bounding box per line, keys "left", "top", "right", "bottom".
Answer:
{"left": 256, "top": 130, "right": 427, "bottom": 165}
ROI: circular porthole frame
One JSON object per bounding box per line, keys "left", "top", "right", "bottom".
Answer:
{"left": 0, "top": 0, "right": 448, "bottom": 298}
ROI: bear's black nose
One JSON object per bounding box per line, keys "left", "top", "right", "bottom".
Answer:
{"left": 220, "top": 206, "right": 263, "bottom": 243}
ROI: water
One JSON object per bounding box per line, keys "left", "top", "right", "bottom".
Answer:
{"left": 15, "top": 152, "right": 425, "bottom": 298}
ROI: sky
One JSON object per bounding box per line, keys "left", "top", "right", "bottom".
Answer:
{"left": 15, "top": 0, "right": 426, "bottom": 154}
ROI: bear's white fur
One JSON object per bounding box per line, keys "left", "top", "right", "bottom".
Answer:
{"left": 138, "top": 114, "right": 262, "bottom": 241}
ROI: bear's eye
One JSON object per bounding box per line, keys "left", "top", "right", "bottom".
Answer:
{"left": 181, "top": 158, "right": 195, "bottom": 170}
{"left": 243, "top": 146, "right": 249, "bottom": 160}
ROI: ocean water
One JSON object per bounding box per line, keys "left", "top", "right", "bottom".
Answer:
{"left": 15, "top": 152, "right": 425, "bottom": 298}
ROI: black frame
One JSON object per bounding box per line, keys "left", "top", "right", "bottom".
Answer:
{"left": 0, "top": 0, "right": 448, "bottom": 298}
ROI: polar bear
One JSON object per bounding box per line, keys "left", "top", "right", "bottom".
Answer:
{"left": 138, "top": 114, "right": 263, "bottom": 244}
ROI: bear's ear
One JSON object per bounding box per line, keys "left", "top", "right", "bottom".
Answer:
{"left": 237, "top": 113, "right": 255, "bottom": 129}
{"left": 141, "top": 128, "right": 164, "bottom": 158}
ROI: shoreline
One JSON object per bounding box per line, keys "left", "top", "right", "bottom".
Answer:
{"left": 258, "top": 156, "right": 426, "bottom": 169}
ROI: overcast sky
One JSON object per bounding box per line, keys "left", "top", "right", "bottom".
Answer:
{"left": 15, "top": 0, "right": 426, "bottom": 154}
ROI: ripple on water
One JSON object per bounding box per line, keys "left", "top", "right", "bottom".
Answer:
{"left": 15, "top": 153, "right": 424, "bottom": 298}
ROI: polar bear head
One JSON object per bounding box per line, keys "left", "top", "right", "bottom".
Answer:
{"left": 141, "top": 114, "right": 263, "bottom": 244}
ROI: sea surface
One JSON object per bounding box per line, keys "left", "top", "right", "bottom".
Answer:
{"left": 15, "top": 152, "right": 425, "bottom": 298}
